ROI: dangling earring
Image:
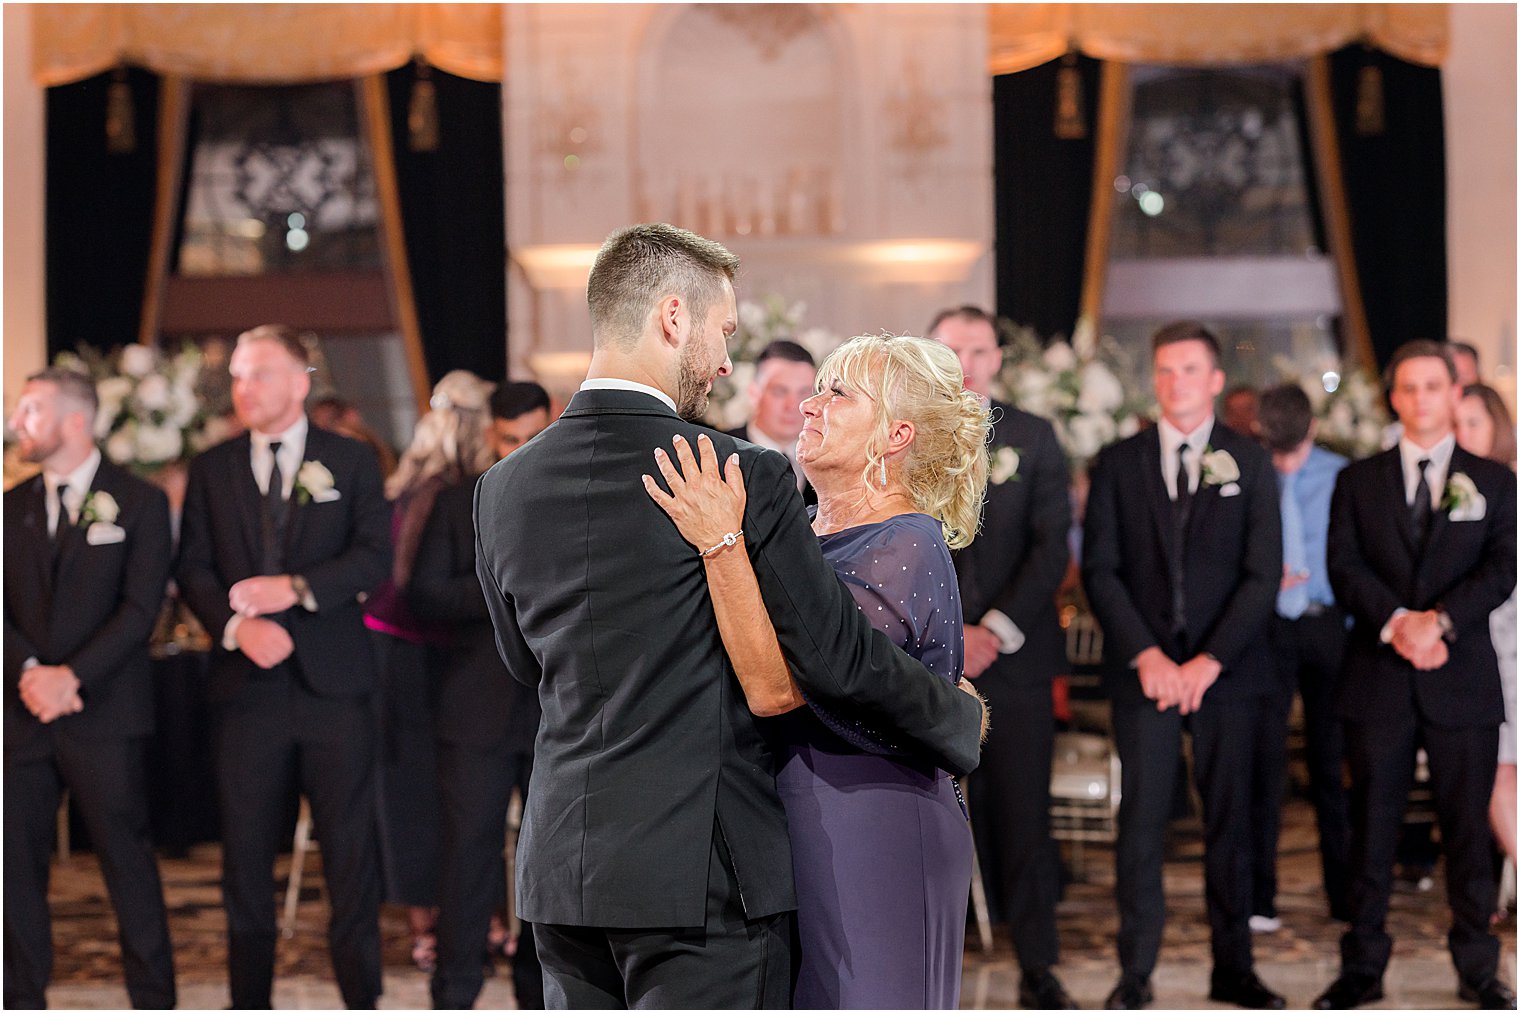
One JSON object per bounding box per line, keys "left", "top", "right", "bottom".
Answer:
{"left": 879, "top": 456, "right": 888, "bottom": 488}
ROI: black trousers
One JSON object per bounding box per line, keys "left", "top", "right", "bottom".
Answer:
{"left": 1111, "top": 695, "right": 1257, "bottom": 978}
{"left": 1341, "top": 714, "right": 1499, "bottom": 984}
{"left": 4, "top": 734, "right": 176, "bottom": 1010}
{"left": 1261, "top": 611, "right": 1350, "bottom": 918}
{"left": 535, "top": 826, "right": 793, "bottom": 1009}
{"left": 215, "top": 669, "right": 382, "bottom": 1009}
{"left": 432, "top": 738, "right": 541, "bottom": 1010}
{"left": 967, "top": 676, "right": 1060, "bottom": 973}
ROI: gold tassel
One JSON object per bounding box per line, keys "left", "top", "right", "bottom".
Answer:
{"left": 1355, "top": 53, "right": 1385, "bottom": 137}
{"left": 105, "top": 67, "right": 136, "bottom": 154}
{"left": 408, "top": 60, "right": 439, "bottom": 153}
{"left": 1054, "top": 53, "right": 1087, "bottom": 140}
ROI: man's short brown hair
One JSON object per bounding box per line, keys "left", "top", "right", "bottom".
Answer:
{"left": 235, "top": 323, "right": 311, "bottom": 366}
{"left": 1257, "top": 383, "right": 1314, "bottom": 453}
{"left": 925, "top": 305, "right": 999, "bottom": 342}
{"left": 585, "top": 224, "right": 739, "bottom": 348}
{"left": 1383, "top": 339, "right": 1455, "bottom": 391}
{"left": 27, "top": 367, "right": 98, "bottom": 420}
{"left": 1151, "top": 320, "right": 1222, "bottom": 367}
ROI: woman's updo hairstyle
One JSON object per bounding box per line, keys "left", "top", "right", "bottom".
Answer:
{"left": 817, "top": 334, "right": 991, "bottom": 549}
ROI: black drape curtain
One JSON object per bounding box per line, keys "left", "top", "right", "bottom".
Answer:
{"left": 385, "top": 64, "right": 507, "bottom": 385}
{"left": 992, "top": 55, "right": 1103, "bottom": 341}
{"left": 45, "top": 67, "right": 161, "bottom": 360}
{"left": 1327, "top": 46, "right": 1447, "bottom": 369}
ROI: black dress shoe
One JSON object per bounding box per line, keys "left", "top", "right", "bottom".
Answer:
{"left": 1020, "top": 969, "right": 1078, "bottom": 1009}
{"left": 1313, "top": 973, "right": 1384, "bottom": 1010}
{"left": 1459, "top": 977, "right": 1517, "bottom": 1009}
{"left": 1210, "top": 970, "right": 1286, "bottom": 1010}
{"left": 1104, "top": 975, "right": 1152, "bottom": 1010}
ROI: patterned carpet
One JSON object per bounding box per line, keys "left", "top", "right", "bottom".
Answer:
{"left": 40, "top": 797, "right": 1517, "bottom": 1009}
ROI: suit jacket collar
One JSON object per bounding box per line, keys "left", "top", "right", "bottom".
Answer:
{"left": 1138, "top": 427, "right": 1178, "bottom": 566}
{"left": 562, "top": 388, "right": 680, "bottom": 420}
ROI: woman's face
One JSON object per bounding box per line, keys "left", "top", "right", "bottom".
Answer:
{"left": 796, "top": 376, "right": 879, "bottom": 481}
{"left": 1455, "top": 393, "right": 1496, "bottom": 460}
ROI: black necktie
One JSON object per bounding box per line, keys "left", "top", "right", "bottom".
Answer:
{"left": 52, "top": 482, "right": 71, "bottom": 545}
{"left": 1170, "top": 444, "right": 1191, "bottom": 640}
{"left": 260, "top": 441, "right": 286, "bottom": 574}
{"left": 1174, "top": 443, "right": 1192, "bottom": 513}
{"left": 1411, "top": 457, "right": 1434, "bottom": 542}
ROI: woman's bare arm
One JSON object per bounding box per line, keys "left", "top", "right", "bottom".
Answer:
{"left": 643, "top": 434, "right": 804, "bottom": 716}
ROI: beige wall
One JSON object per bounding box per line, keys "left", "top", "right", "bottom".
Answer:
{"left": 1444, "top": 3, "right": 1518, "bottom": 391}
{"left": 4, "top": 4, "right": 46, "bottom": 409}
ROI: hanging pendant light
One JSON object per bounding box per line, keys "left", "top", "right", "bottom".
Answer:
{"left": 408, "top": 58, "right": 440, "bottom": 152}
{"left": 105, "top": 66, "right": 136, "bottom": 154}
{"left": 1054, "top": 52, "right": 1087, "bottom": 140}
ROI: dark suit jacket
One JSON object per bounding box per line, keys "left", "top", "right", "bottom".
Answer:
{"left": 1082, "top": 421, "right": 1281, "bottom": 706}
{"left": 1327, "top": 445, "right": 1516, "bottom": 727}
{"left": 723, "top": 424, "right": 817, "bottom": 507}
{"left": 953, "top": 401, "right": 1071, "bottom": 686}
{"left": 176, "top": 425, "right": 391, "bottom": 704}
{"left": 474, "top": 388, "right": 983, "bottom": 928}
{"left": 4, "top": 461, "right": 171, "bottom": 762}
{"left": 410, "top": 478, "right": 540, "bottom": 752}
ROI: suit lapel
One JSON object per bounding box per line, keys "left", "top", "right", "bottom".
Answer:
{"left": 1385, "top": 450, "right": 1419, "bottom": 556}
{"left": 50, "top": 468, "right": 99, "bottom": 589}
{"left": 228, "top": 435, "right": 265, "bottom": 567}
{"left": 1139, "top": 429, "right": 1177, "bottom": 566}
{"left": 24, "top": 478, "right": 53, "bottom": 601}
{"left": 1417, "top": 447, "right": 1467, "bottom": 574}
{"left": 282, "top": 432, "right": 320, "bottom": 562}
{"left": 1185, "top": 426, "right": 1230, "bottom": 540}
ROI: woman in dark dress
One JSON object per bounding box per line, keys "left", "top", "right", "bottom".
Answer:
{"left": 645, "top": 334, "right": 991, "bottom": 1008}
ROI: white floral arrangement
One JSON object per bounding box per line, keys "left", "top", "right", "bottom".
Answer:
{"left": 54, "top": 343, "right": 224, "bottom": 472}
{"left": 1273, "top": 355, "right": 1389, "bottom": 460}
{"left": 705, "top": 295, "right": 840, "bottom": 431}
{"left": 993, "top": 318, "right": 1147, "bottom": 471}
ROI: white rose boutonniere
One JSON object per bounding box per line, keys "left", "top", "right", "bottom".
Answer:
{"left": 294, "top": 460, "right": 341, "bottom": 505}
{"left": 1442, "top": 472, "right": 1487, "bottom": 522}
{"left": 1200, "top": 448, "right": 1240, "bottom": 487}
{"left": 989, "top": 446, "right": 1022, "bottom": 485}
{"left": 80, "top": 490, "right": 120, "bottom": 525}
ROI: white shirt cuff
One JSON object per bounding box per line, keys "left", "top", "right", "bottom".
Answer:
{"left": 22, "top": 656, "right": 39, "bottom": 671}
{"left": 223, "top": 614, "right": 244, "bottom": 652}
{"left": 1380, "top": 607, "right": 1410, "bottom": 644}
{"left": 980, "top": 610, "right": 1026, "bottom": 655}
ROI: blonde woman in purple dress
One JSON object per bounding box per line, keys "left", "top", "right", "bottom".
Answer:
{"left": 645, "top": 334, "right": 991, "bottom": 1009}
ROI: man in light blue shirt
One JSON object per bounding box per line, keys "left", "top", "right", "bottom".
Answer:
{"left": 1251, "top": 383, "right": 1351, "bottom": 930}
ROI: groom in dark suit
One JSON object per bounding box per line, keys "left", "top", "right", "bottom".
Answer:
{"left": 177, "top": 324, "right": 391, "bottom": 1009}
{"left": 4, "top": 368, "right": 177, "bottom": 1010}
{"left": 474, "top": 223, "right": 985, "bottom": 1008}
{"left": 1313, "top": 341, "right": 1516, "bottom": 1011}
{"left": 1083, "top": 321, "right": 1283, "bottom": 1010}
{"left": 929, "top": 305, "right": 1076, "bottom": 1010}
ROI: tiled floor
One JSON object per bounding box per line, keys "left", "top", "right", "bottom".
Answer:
{"left": 38, "top": 798, "right": 1517, "bottom": 1009}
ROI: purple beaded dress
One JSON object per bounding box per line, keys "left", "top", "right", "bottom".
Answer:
{"left": 774, "top": 511, "right": 973, "bottom": 1009}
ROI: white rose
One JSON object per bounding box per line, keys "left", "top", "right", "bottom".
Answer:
{"left": 1064, "top": 413, "right": 1115, "bottom": 460}
{"left": 1201, "top": 448, "right": 1240, "bottom": 484}
{"left": 120, "top": 343, "right": 157, "bottom": 378}
{"left": 106, "top": 422, "right": 137, "bottom": 464}
{"left": 989, "top": 446, "right": 1021, "bottom": 485}
{"left": 134, "top": 373, "right": 171, "bottom": 412}
{"left": 1118, "top": 414, "right": 1141, "bottom": 439}
{"left": 1076, "top": 362, "right": 1125, "bottom": 415}
{"left": 167, "top": 381, "right": 199, "bottom": 427}
{"left": 87, "top": 490, "right": 120, "bottom": 524}
{"left": 134, "top": 421, "right": 183, "bottom": 463}
{"left": 1042, "top": 342, "right": 1078, "bottom": 372}
{"left": 297, "top": 459, "right": 336, "bottom": 496}
{"left": 1014, "top": 371, "right": 1054, "bottom": 418}
{"left": 95, "top": 376, "right": 133, "bottom": 439}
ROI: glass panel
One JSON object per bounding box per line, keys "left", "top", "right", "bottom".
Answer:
{"left": 177, "top": 82, "right": 381, "bottom": 277}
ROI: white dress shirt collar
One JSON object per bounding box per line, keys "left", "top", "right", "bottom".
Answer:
{"left": 1157, "top": 415, "right": 1214, "bottom": 499}
{"left": 44, "top": 447, "right": 102, "bottom": 529}
{"left": 579, "top": 378, "right": 678, "bottom": 415}
{"left": 250, "top": 415, "right": 309, "bottom": 498}
{"left": 1398, "top": 432, "right": 1455, "bottom": 507}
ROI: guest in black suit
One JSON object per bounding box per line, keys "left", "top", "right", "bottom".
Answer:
{"left": 473, "top": 223, "right": 985, "bottom": 1009}
{"left": 177, "top": 324, "right": 392, "bottom": 1009}
{"left": 413, "top": 381, "right": 551, "bottom": 1010}
{"left": 4, "top": 367, "right": 177, "bottom": 1010}
{"left": 1082, "top": 321, "right": 1284, "bottom": 1010}
{"left": 723, "top": 338, "right": 818, "bottom": 508}
{"left": 928, "top": 305, "right": 1075, "bottom": 1010}
{"left": 1313, "top": 341, "right": 1517, "bottom": 1011}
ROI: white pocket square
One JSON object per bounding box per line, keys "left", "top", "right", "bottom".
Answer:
{"left": 312, "top": 489, "right": 341, "bottom": 504}
{"left": 86, "top": 522, "right": 126, "bottom": 545}
{"left": 1450, "top": 493, "right": 1487, "bottom": 522}
{"left": 1219, "top": 482, "right": 1241, "bottom": 498}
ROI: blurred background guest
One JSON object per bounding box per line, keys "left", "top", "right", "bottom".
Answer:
{"left": 1454, "top": 382, "right": 1517, "bottom": 887}
{"left": 311, "top": 394, "right": 398, "bottom": 480}
{"left": 722, "top": 339, "right": 818, "bottom": 506}
{"left": 1223, "top": 384, "right": 1260, "bottom": 438}
{"left": 365, "top": 370, "right": 498, "bottom": 973}
{"left": 411, "top": 380, "right": 550, "bottom": 1009}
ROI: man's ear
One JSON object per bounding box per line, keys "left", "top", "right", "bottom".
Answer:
{"left": 656, "top": 295, "right": 684, "bottom": 351}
